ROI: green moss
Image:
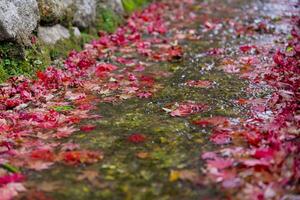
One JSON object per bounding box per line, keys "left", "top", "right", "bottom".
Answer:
{"left": 0, "top": 42, "right": 25, "bottom": 58}
{"left": 0, "top": 31, "right": 98, "bottom": 82}
{"left": 122, "top": 0, "right": 149, "bottom": 13}
{"left": 0, "top": 65, "right": 8, "bottom": 81}
{"left": 52, "top": 105, "right": 74, "bottom": 112}
{"left": 96, "top": 7, "right": 122, "bottom": 33}
{"left": 0, "top": 42, "right": 50, "bottom": 82}
{"left": 0, "top": 9, "right": 121, "bottom": 83}
{"left": 113, "top": 112, "right": 150, "bottom": 129}
{"left": 48, "top": 33, "right": 96, "bottom": 60}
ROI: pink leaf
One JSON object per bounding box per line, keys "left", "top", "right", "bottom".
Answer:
{"left": 210, "top": 130, "right": 231, "bottom": 145}
{"left": 169, "top": 102, "right": 207, "bottom": 117}
{"left": 0, "top": 183, "right": 26, "bottom": 200}
{"left": 207, "top": 158, "right": 233, "bottom": 170}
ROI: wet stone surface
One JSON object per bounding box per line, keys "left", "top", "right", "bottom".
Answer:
{"left": 26, "top": 1, "right": 249, "bottom": 199}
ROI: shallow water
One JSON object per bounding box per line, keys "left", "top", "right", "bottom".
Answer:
{"left": 21, "top": 0, "right": 293, "bottom": 199}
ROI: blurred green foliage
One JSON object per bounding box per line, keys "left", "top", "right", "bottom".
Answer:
{"left": 96, "top": 7, "right": 122, "bottom": 33}
{"left": 122, "top": 0, "right": 149, "bottom": 13}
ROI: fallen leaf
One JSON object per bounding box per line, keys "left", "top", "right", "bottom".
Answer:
{"left": 128, "top": 133, "right": 146, "bottom": 144}
{"left": 136, "top": 152, "right": 150, "bottom": 159}
{"left": 37, "top": 181, "right": 60, "bottom": 192}
{"left": 169, "top": 170, "right": 200, "bottom": 183}
{"left": 0, "top": 183, "right": 26, "bottom": 200}
{"left": 77, "top": 170, "right": 99, "bottom": 183}
{"left": 185, "top": 80, "right": 212, "bottom": 88}
{"left": 60, "top": 150, "right": 103, "bottom": 165}
{"left": 80, "top": 125, "right": 96, "bottom": 132}
{"left": 167, "top": 102, "right": 207, "bottom": 117}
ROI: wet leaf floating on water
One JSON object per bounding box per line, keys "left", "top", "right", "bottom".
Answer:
{"left": 164, "top": 101, "right": 208, "bottom": 117}
{"left": 193, "top": 116, "right": 229, "bottom": 127}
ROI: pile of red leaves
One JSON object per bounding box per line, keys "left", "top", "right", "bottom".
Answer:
{"left": 0, "top": 0, "right": 298, "bottom": 199}
{"left": 201, "top": 15, "right": 300, "bottom": 199}
{"left": 0, "top": 2, "right": 188, "bottom": 199}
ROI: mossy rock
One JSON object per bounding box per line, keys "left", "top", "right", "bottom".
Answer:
{"left": 37, "top": 0, "right": 76, "bottom": 26}
{"left": 0, "top": 0, "right": 152, "bottom": 83}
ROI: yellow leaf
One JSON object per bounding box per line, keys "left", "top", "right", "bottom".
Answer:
{"left": 169, "top": 170, "right": 180, "bottom": 182}
{"left": 169, "top": 170, "right": 200, "bottom": 183}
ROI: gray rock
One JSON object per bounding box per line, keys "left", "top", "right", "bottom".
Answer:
{"left": 73, "top": 0, "right": 96, "bottom": 29}
{"left": 0, "top": 0, "right": 40, "bottom": 44}
{"left": 72, "top": 27, "right": 81, "bottom": 37}
{"left": 107, "top": 0, "right": 124, "bottom": 14}
{"left": 38, "top": 24, "right": 70, "bottom": 44}
{"left": 37, "top": 0, "right": 79, "bottom": 25}
{"left": 97, "top": 0, "right": 124, "bottom": 14}
{"left": 37, "top": 0, "right": 64, "bottom": 24}
{"left": 61, "top": 0, "right": 74, "bottom": 8}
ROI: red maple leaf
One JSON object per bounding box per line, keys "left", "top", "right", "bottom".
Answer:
{"left": 61, "top": 150, "right": 103, "bottom": 165}
{"left": 128, "top": 133, "right": 146, "bottom": 144}
{"left": 95, "top": 63, "right": 118, "bottom": 77}
{"left": 80, "top": 124, "right": 96, "bottom": 132}
{"left": 30, "top": 149, "right": 55, "bottom": 162}
{"left": 169, "top": 102, "right": 208, "bottom": 117}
